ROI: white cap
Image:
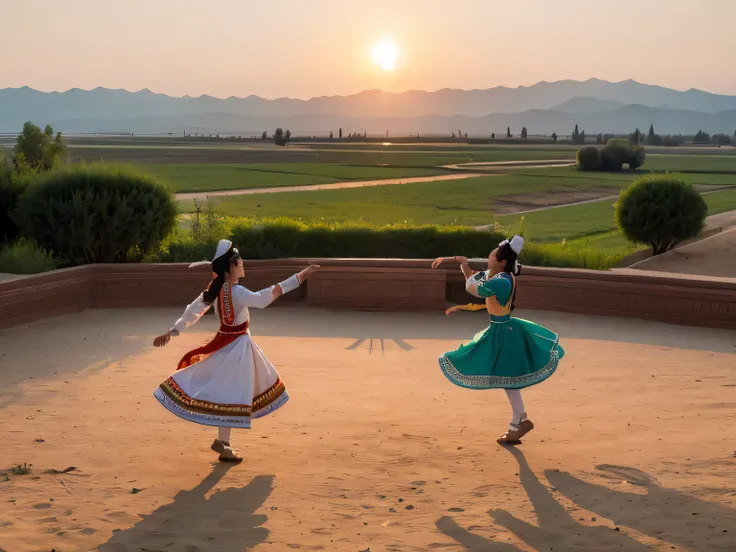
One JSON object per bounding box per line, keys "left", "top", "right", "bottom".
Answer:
{"left": 213, "top": 239, "right": 233, "bottom": 260}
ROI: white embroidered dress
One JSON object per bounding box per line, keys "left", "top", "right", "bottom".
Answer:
{"left": 153, "top": 275, "right": 300, "bottom": 429}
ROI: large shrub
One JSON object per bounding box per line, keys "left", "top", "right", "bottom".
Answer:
{"left": 614, "top": 175, "right": 706, "bottom": 255}
{"left": 600, "top": 140, "right": 645, "bottom": 171}
{"left": 15, "top": 164, "right": 177, "bottom": 265}
{"left": 0, "top": 158, "right": 28, "bottom": 244}
{"left": 576, "top": 146, "right": 601, "bottom": 171}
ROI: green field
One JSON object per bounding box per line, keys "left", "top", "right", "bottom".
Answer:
{"left": 146, "top": 163, "right": 450, "bottom": 193}
{"left": 182, "top": 168, "right": 628, "bottom": 224}
{"left": 187, "top": 166, "right": 736, "bottom": 227}
{"left": 644, "top": 154, "right": 736, "bottom": 173}
{"left": 496, "top": 187, "right": 736, "bottom": 246}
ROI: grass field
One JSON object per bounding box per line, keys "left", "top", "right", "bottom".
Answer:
{"left": 145, "top": 163, "right": 450, "bottom": 193}
{"left": 496, "top": 187, "right": 736, "bottom": 251}
{"left": 644, "top": 154, "right": 736, "bottom": 173}
{"left": 68, "top": 143, "right": 577, "bottom": 166}
{"left": 181, "top": 168, "right": 628, "bottom": 224}
{"left": 186, "top": 166, "right": 736, "bottom": 225}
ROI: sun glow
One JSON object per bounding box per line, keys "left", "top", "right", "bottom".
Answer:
{"left": 371, "top": 40, "right": 399, "bottom": 71}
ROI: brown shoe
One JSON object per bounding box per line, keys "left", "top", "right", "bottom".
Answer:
{"left": 210, "top": 439, "right": 243, "bottom": 463}
{"left": 497, "top": 419, "right": 534, "bottom": 445}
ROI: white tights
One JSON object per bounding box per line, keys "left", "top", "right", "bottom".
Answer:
{"left": 505, "top": 388, "right": 526, "bottom": 428}
{"left": 218, "top": 427, "right": 231, "bottom": 444}
{"left": 216, "top": 393, "right": 526, "bottom": 440}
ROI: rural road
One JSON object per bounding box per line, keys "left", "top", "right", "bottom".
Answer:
{"left": 174, "top": 159, "right": 576, "bottom": 202}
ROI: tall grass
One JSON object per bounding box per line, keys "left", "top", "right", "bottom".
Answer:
{"left": 0, "top": 240, "right": 59, "bottom": 274}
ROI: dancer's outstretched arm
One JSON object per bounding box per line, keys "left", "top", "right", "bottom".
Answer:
{"left": 431, "top": 255, "right": 475, "bottom": 279}
{"left": 237, "top": 264, "right": 321, "bottom": 309}
{"left": 445, "top": 303, "right": 487, "bottom": 315}
{"left": 153, "top": 294, "right": 212, "bottom": 347}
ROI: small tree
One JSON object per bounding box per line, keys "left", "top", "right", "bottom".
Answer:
{"left": 491, "top": 132, "right": 495, "bottom": 139}
{"left": 551, "top": 132, "right": 557, "bottom": 142}
{"left": 572, "top": 124, "right": 579, "bottom": 143}
{"left": 521, "top": 126, "right": 528, "bottom": 139}
{"left": 261, "top": 131, "right": 267, "bottom": 140}
{"left": 615, "top": 175, "right": 706, "bottom": 255}
{"left": 284, "top": 129, "right": 291, "bottom": 144}
{"left": 14, "top": 122, "right": 66, "bottom": 173}
{"left": 506, "top": 127, "right": 512, "bottom": 138}
{"left": 274, "top": 128, "right": 286, "bottom": 146}
{"left": 712, "top": 133, "right": 731, "bottom": 146}
{"left": 693, "top": 130, "right": 710, "bottom": 144}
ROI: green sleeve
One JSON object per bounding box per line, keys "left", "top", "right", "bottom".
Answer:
{"left": 477, "top": 276, "right": 513, "bottom": 306}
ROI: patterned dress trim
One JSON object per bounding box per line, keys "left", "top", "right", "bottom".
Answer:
{"left": 439, "top": 346, "right": 560, "bottom": 390}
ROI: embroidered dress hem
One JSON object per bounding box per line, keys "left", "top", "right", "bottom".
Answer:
{"left": 438, "top": 315, "right": 563, "bottom": 390}
{"left": 153, "top": 377, "right": 289, "bottom": 429}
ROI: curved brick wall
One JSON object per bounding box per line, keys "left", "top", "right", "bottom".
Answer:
{"left": 0, "top": 259, "right": 734, "bottom": 330}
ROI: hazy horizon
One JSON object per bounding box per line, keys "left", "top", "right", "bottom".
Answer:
{"left": 2, "top": 0, "right": 736, "bottom": 100}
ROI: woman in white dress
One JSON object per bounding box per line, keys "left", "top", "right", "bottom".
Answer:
{"left": 152, "top": 239, "right": 319, "bottom": 462}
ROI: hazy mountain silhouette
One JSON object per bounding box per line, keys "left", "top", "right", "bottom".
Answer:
{"left": 552, "top": 96, "right": 626, "bottom": 113}
{"left": 2, "top": 78, "right": 736, "bottom": 135}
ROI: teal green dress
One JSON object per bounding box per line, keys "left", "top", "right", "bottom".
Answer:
{"left": 439, "top": 271, "right": 564, "bottom": 390}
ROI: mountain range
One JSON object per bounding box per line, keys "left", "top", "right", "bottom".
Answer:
{"left": 2, "top": 78, "right": 736, "bottom": 136}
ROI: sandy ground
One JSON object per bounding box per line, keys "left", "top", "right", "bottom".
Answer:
{"left": 0, "top": 307, "right": 734, "bottom": 552}
{"left": 632, "top": 227, "right": 736, "bottom": 277}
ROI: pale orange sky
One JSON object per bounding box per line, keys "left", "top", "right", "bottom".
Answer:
{"left": 2, "top": 0, "right": 735, "bottom": 98}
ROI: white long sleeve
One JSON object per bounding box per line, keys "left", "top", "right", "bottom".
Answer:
{"left": 170, "top": 293, "right": 211, "bottom": 335}
{"left": 232, "top": 285, "right": 277, "bottom": 309}
{"left": 278, "top": 274, "right": 301, "bottom": 294}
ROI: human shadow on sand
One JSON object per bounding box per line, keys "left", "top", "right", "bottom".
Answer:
{"left": 98, "top": 464, "right": 273, "bottom": 552}
{"left": 437, "top": 448, "right": 735, "bottom": 551}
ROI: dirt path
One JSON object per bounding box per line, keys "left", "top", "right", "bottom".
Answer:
{"left": 176, "top": 172, "right": 485, "bottom": 201}
{"left": 174, "top": 160, "right": 575, "bottom": 202}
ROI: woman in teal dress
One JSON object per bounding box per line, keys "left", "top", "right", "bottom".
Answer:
{"left": 432, "top": 235, "right": 564, "bottom": 444}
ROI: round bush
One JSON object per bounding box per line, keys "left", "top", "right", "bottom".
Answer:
{"left": 629, "top": 146, "right": 646, "bottom": 170}
{"left": 615, "top": 175, "right": 706, "bottom": 255}
{"left": 15, "top": 164, "right": 177, "bottom": 265}
{"left": 600, "top": 141, "right": 627, "bottom": 171}
{"left": 576, "top": 146, "right": 601, "bottom": 171}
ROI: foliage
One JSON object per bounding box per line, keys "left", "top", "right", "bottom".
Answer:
{"left": 146, "top": 216, "right": 624, "bottom": 270}
{"left": 506, "top": 127, "right": 512, "bottom": 138}
{"left": 14, "top": 122, "right": 66, "bottom": 172}
{"left": 274, "top": 128, "right": 285, "bottom": 146}
{"left": 15, "top": 164, "right": 177, "bottom": 265}
{"left": 600, "top": 140, "right": 645, "bottom": 171}
{"left": 0, "top": 157, "right": 29, "bottom": 244}
{"left": 614, "top": 174, "right": 706, "bottom": 255}
{"left": 646, "top": 124, "right": 664, "bottom": 146}
{"left": 576, "top": 146, "right": 601, "bottom": 171}
{"left": 711, "top": 133, "right": 732, "bottom": 146}
{"left": 571, "top": 124, "right": 586, "bottom": 145}
{"left": 0, "top": 239, "right": 58, "bottom": 274}
{"left": 662, "top": 134, "right": 684, "bottom": 146}
{"left": 577, "top": 141, "right": 645, "bottom": 172}
{"left": 521, "top": 127, "right": 528, "bottom": 139}
{"left": 629, "top": 128, "right": 645, "bottom": 145}
{"left": 551, "top": 132, "right": 557, "bottom": 142}
{"left": 693, "top": 130, "right": 711, "bottom": 144}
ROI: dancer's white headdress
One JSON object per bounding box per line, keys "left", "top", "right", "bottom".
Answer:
{"left": 498, "top": 235, "right": 524, "bottom": 274}
{"left": 188, "top": 239, "right": 239, "bottom": 269}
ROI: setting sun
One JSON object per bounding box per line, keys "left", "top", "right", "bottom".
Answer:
{"left": 371, "top": 40, "right": 399, "bottom": 71}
